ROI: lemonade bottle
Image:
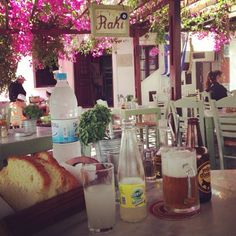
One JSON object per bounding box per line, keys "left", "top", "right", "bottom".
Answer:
{"left": 118, "top": 119, "right": 147, "bottom": 222}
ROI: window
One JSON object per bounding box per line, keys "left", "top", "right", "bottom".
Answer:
{"left": 140, "top": 46, "right": 159, "bottom": 81}
{"left": 34, "top": 64, "right": 58, "bottom": 88}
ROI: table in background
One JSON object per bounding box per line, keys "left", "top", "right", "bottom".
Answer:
{"left": 0, "top": 127, "right": 52, "bottom": 168}
{"left": 35, "top": 170, "right": 236, "bottom": 236}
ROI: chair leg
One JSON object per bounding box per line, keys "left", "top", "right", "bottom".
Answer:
{"left": 145, "top": 126, "right": 149, "bottom": 149}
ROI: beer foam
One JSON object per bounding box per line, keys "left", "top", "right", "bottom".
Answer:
{"left": 162, "top": 150, "right": 197, "bottom": 178}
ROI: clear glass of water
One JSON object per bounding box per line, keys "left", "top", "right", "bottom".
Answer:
{"left": 81, "top": 163, "right": 116, "bottom": 232}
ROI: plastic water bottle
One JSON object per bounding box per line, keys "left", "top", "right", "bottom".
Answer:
{"left": 49, "top": 72, "right": 81, "bottom": 163}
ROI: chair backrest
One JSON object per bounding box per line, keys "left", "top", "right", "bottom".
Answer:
{"left": 120, "top": 107, "right": 161, "bottom": 121}
{"left": 200, "top": 91, "right": 211, "bottom": 110}
{"left": 230, "top": 90, "right": 236, "bottom": 96}
{"left": 157, "top": 100, "right": 170, "bottom": 120}
{"left": 210, "top": 96, "right": 236, "bottom": 169}
{"left": 120, "top": 107, "right": 161, "bottom": 148}
{"left": 169, "top": 98, "right": 205, "bottom": 146}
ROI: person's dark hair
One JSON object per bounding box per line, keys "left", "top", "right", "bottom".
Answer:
{"left": 210, "top": 70, "right": 222, "bottom": 83}
{"left": 206, "top": 71, "right": 214, "bottom": 89}
{"left": 214, "top": 70, "right": 222, "bottom": 79}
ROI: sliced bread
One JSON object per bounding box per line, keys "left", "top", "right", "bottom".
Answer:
{"left": 34, "top": 151, "right": 80, "bottom": 192}
{"left": 0, "top": 156, "right": 51, "bottom": 210}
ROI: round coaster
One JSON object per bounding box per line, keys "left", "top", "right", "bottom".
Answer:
{"left": 150, "top": 200, "right": 200, "bottom": 221}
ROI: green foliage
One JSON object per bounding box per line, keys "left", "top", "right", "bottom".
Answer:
{"left": 77, "top": 38, "right": 95, "bottom": 55}
{"left": 126, "top": 0, "right": 139, "bottom": 8}
{"left": 32, "top": 34, "right": 63, "bottom": 69}
{"left": 150, "top": 6, "right": 169, "bottom": 45}
{"left": 181, "top": 0, "right": 231, "bottom": 33}
{"left": 78, "top": 104, "right": 112, "bottom": 145}
{"left": 126, "top": 94, "right": 134, "bottom": 102}
{"left": 23, "top": 104, "right": 43, "bottom": 120}
{"left": 150, "top": 0, "right": 233, "bottom": 46}
{"left": 0, "top": 35, "right": 18, "bottom": 93}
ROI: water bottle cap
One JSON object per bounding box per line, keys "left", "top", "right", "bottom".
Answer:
{"left": 55, "top": 73, "right": 67, "bottom": 80}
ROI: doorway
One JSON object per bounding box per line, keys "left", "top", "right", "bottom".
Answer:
{"left": 74, "top": 54, "right": 113, "bottom": 108}
{"left": 195, "top": 62, "right": 212, "bottom": 92}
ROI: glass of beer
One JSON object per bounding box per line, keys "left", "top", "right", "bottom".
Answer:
{"left": 161, "top": 147, "right": 200, "bottom": 214}
{"left": 81, "top": 162, "right": 116, "bottom": 232}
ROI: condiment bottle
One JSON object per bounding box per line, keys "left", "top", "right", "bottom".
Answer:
{"left": 118, "top": 119, "right": 147, "bottom": 222}
{"left": 186, "top": 117, "right": 212, "bottom": 203}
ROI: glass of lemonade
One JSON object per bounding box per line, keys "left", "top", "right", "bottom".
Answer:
{"left": 161, "top": 147, "right": 200, "bottom": 214}
{"left": 81, "top": 162, "right": 116, "bottom": 232}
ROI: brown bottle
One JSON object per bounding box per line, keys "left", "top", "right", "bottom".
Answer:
{"left": 186, "top": 118, "right": 212, "bottom": 203}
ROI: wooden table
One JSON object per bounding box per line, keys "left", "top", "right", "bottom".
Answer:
{"left": 35, "top": 170, "right": 236, "bottom": 236}
{"left": 0, "top": 127, "right": 52, "bottom": 168}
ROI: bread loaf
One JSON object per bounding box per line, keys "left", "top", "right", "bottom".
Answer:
{"left": 34, "top": 152, "right": 79, "bottom": 194}
{"left": 0, "top": 156, "right": 51, "bottom": 210}
{"left": 0, "top": 153, "right": 80, "bottom": 211}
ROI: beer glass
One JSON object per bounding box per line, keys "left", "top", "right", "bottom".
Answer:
{"left": 161, "top": 147, "right": 200, "bottom": 214}
{"left": 81, "top": 163, "right": 116, "bottom": 232}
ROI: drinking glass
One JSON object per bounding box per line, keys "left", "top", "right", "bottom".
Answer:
{"left": 161, "top": 147, "right": 200, "bottom": 214}
{"left": 81, "top": 163, "right": 116, "bottom": 232}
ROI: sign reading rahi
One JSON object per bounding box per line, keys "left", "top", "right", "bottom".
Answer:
{"left": 90, "top": 4, "right": 130, "bottom": 37}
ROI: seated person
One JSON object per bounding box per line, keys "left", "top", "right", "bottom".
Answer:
{"left": 205, "top": 70, "right": 228, "bottom": 101}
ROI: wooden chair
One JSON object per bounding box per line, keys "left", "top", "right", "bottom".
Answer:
{"left": 169, "top": 97, "right": 205, "bottom": 146}
{"left": 120, "top": 107, "right": 161, "bottom": 148}
{"left": 210, "top": 96, "right": 236, "bottom": 169}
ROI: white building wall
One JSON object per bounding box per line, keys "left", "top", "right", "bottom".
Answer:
{"left": 112, "top": 38, "right": 135, "bottom": 107}
{"left": 0, "top": 57, "right": 75, "bottom": 102}
{"left": 229, "top": 37, "right": 236, "bottom": 91}
{"left": 141, "top": 44, "right": 170, "bottom": 106}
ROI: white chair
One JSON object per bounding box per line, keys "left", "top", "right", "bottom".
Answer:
{"left": 210, "top": 96, "right": 236, "bottom": 169}
{"left": 156, "top": 100, "right": 172, "bottom": 145}
{"left": 169, "top": 98, "right": 205, "bottom": 146}
{"left": 200, "top": 91, "right": 212, "bottom": 116}
{"left": 120, "top": 107, "right": 161, "bottom": 149}
{"left": 230, "top": 90, "right": 236, "bottom": 96}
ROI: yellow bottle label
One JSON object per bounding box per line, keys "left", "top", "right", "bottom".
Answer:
{"left": 198, "top": 161, "right": 211, "bottom": 193}
{"left": 119, "top": 183, "right": 146, "bottom": 208}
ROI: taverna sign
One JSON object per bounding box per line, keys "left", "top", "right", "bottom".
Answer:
{"left": 90, "top": 4, "right": 130, "bottom": 37}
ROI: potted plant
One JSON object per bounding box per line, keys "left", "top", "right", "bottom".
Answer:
{"left": 22, "top": 104, "right": 43, "bottom": 133}
{"left": 78, "top": 104, "right": 121, "bottom": 162}
{"left": 78, "top": 104, "right": 112, "bottom": 146}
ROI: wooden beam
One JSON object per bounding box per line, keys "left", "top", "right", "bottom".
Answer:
{"left": 131, "top": 0, "right": 170, "bottom": 20}
{"left": 169, "top": 0, "right": 181, "bottom": 100}
{"left": 0, "top": 28, "right": 91, "bottom": 35}
{"left": 133, "top": 30, "right": 142, "bottom": 105}
{"left": 185, "top": 0, "right": 217, "bottom": 13}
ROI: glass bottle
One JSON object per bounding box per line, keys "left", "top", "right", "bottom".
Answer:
{"left": 118, "top": 120, "right": 147, "bottom": 222}
{"left": 186, "top": 118, "right": 212, "bottom": 203}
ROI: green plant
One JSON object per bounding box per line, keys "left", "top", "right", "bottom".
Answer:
{"left": 78, "top": 104, "right": 112, "bottom": 145}
{"left": 126, "top": 94, "right": 134, "bottom": 102}
{"left": 0, "top": 35, "right": 18, "bottom": 93}
{"left": 23, "top": 104, "right": 43, "bottom": 120}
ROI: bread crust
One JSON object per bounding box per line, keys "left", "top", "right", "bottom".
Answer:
{"left": 0, "top": 152, "right": 80, "bottom": 210}
{"left": 0, "top": 156, "right": 51, "bottom": 210}
{"left": 4, "top": 156, "right": 51, "bottom": 189}
{"left": 34, "top": 152, "right": 80, "bottom": 192}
